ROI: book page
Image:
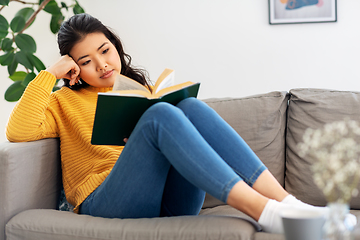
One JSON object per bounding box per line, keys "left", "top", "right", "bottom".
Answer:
{"left": 153, "top": 69, "right": 175, "bottom": 94}
{"left": 154, "top": 81, "right": 196, "bottom": 98}
{"left": 112, "top": 74, "right": 149, "bottom": 92}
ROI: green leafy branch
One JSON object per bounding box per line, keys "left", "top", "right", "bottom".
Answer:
{"left": 0, "top": 0, "right": 85, "bottom": 102}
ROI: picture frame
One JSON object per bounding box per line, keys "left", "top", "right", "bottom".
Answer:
{"left": 268, "top": 0, "right": 337, "bottom": 25}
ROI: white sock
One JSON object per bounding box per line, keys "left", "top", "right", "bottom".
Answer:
{"left": 282, "top": 195, "right": 357, "bottom": 229}
{"left": 281, "top": 194, "right": 328, "bottom": 214}
{"left": 258, "top": 199, "right": 288, "bottom": 234}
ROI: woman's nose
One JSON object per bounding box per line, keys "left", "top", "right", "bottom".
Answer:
{"left": 96, "top": 58, "right": 107, "bottom": 71}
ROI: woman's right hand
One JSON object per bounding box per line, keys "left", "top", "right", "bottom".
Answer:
{"left": 45, "top": 55, "right": 81, "bottom": 86}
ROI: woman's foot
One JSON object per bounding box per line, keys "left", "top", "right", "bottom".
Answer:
{"left": 281, "top": 194, "right": 329, "bottom": 214}
{"left": 258, "top": 199, "right": 290, "bottom": 233}
{"left": 282, "top": 195, "right": 357, "bottom": 230}
{"left": 258, "top": 198, "right": 329, "bottom": 233}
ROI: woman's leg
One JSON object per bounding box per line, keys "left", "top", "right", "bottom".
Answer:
{"left": 81, "top": 102, "right": 244, "bottom": 218}
{"left": 174, "top": 98, "right": 341, "bottom": 233}
{"left": 176, "top": 98, "right": 288, "bottom": 201}
{"left": 160, "top": 166, "right": 206, "bottom": 217}
{"left": 80, "top": 133, "right": 171, "bottom": 218}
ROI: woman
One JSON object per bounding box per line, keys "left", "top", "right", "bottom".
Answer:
{"left": 6, "top": 13, "right": 327, "bottom": 234}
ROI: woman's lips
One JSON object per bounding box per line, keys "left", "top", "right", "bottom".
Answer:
{"left": 100, "top": 70, "right": 114, "bottom": 79}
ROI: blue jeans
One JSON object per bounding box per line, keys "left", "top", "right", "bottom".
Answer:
{"left": 80, "top": 98, "right": 267, "bottom": 218}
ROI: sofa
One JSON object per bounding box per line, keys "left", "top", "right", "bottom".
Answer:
{"left": 2, "top": 88, "right": 360, "bottom": 240}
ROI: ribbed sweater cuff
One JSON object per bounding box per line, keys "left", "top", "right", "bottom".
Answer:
{"left": 32, "top": 70, "right": 57, "bottom": 92}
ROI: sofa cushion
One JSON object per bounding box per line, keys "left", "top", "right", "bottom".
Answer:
{"left": 286, "top": 88, "right": 360, "bottom": 208}
{"left": 253, "top": 232, "right": 285, "bottom": 240}
{"left": 0, "top": 139, "right": 61, "bottom": 240}
{"left": 202, "top": 91, "right": 289, "bottom": 208}
{"left": 6, "top": 208, "right": 257, "bottom": 240}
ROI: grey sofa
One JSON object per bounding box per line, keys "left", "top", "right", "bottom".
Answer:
{"left": 2, "top": 88, "right": 360, "bottom": 240}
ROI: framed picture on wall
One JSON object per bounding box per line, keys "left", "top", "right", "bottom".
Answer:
{"left": 268, "top": 0, "right": 337, "bottom": 24}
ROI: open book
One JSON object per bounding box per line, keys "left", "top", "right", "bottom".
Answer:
{"left": 91, "top": 68, "right": 200, "bottom": 146}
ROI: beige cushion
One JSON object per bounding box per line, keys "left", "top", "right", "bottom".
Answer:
{"left": 202, "top": 91, "right": 289, "bottom": 208}
{"left": 285, "top": 88, "right": 360, "bottom": 208}
{"left": 253, "top": 233, "right": 285, "bottom": 240}
{"left": 6, "top": 207, "right": 257, "bottom": 240}
{"left": 0, "top": 139, "right": 61, "bottom": 240}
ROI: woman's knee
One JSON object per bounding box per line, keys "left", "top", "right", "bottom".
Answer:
{"left": 177, "top": 97, "right": 198, "bottom": 108}
{"left": 177, "top": 97, "right": 209, "bottom": 116}
{"left": 143, "top": 102, "right": 184, "bottom": 122}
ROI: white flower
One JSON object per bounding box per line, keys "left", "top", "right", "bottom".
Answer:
{"left": 352, "top": 188, "right": 359, "bottom": 197}
{"left": 298, "top": 119, "right": 360, "bottom": 203}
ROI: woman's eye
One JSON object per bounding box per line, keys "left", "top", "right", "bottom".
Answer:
{"left": 82, "top": 60, "right": 90, "bottom": 66}
{"left": 102, "top": 48, "right": 109, "bottom": 54}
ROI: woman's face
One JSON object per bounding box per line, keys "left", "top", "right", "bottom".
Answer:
{"left": 70, "top": 32, "right": 121, "bottom": 88}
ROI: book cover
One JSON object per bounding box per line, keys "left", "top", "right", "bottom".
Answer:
{"left": 91, "top": 72, "right": 200, "bottom": 146}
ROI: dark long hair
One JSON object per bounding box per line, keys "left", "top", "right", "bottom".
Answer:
{"left": 57, "top": 13, "right": 151, "bottom": 90}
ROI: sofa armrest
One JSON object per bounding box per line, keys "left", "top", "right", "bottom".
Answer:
{"left": 0, "top": 138, "right": 61, "bottom": 240}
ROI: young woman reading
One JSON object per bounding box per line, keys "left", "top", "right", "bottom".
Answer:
{"left": 6, "top": 13, "right": 333, "bottom": 233}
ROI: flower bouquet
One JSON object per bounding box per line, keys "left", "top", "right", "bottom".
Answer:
{"left": 298, "top": 119, "right": 360, "bottom": 203}
{"left": 298, "top": 119, "right": 360, "bottom": 239}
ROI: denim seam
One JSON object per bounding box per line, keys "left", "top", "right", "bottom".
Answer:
{"left": 220, "top": 176, "right": 241, "bottom": 203}
{"left": 248, "top": 165, "right": 267, "bottom": 187}
{"left": 232, "top": 164, "right": 267, "bottom": 187}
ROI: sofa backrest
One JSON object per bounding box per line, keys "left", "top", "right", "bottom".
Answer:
{"left": 202, "top": 91, "right": 289, "bottom": 208}
{"left": 203, "top": 88, "right": 360, "bottom": 210}
{"left": 285, "top": 88, "right": 360, "bottom": 208}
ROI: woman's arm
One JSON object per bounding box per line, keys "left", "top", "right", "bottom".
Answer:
{"left": 6, "top": 71, "right": 58, "bottom": 142}
{"left": 46, "top": 55, "right": 80, "bottom": 86}
{"left": 6, "top": 55, "right": 81, "bottom": 142}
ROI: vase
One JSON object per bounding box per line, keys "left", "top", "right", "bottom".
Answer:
{"left": 323, "top": 203, "right": 351, "bottom": 240}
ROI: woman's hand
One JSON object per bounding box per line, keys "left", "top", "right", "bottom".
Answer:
{"left": 46, "top": 55, "right": 81, "bottom": 86}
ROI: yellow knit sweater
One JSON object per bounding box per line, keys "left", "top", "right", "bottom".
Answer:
{"left": 6, "top": 70, "right": 124, "bottom": 213}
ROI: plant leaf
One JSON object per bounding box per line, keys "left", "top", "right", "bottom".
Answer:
{"left": 73, "top": 2, "right": 85, "bottom": 15}
{"left": 10, "top": 16, "right": 26, "bottom": 33}
{"left": 7, "top": 57, "right": 18, "bottom": 75}
{"left": 50, "top": 14, "right": 64, "bottom": 34}
{"left": 0, "top": 14, "right": 8, "bottom": 27}
{"left": 0, "top": 0, "right": 9, "bottom": 6}
{"left": 0, "top": 14, "right": 9, "bottom": 39}
{"left": 52, "top": 86, "right": 61, "bottom": 91}
{"left": 52, "top": 79, "right": 61, "bottom": 91}
{"left": 9, "top": 71, "right": 27, "bottom": 81}
{"left": 0, "top": 51, "right": 14, "bottom": 66}
{"left": 28, "top": 53, "right": 45, "bottom": 72}
{"left": 1, "top": 38, "right": 13, "bottom": 51}
{"left": 15, "top": 51, "right": 33, "bottom": 70}
{"left": 15, "top": 33, "right": 36, "bottom": 53}
{"left": 44, "top": 0, "right": 61, "bottom": 15}
{"left": 15, "top": 7, "right": 36, "bottom": 30}
{"left": 60, "top": 2, "right": 68, "bottom": 10}
{"left": 22, "top": 72, "right": 36, "bottom": 87}
{"left": 15, "top": 7, "right": 35, "bottom": 20}
{"left": 5, "top": 81, "right": 26, "bottom": 102}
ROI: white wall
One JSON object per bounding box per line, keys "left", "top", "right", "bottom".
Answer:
{"left": 1, "top": 1, "right": 360, "bottom": 142}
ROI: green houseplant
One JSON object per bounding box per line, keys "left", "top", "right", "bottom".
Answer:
{"left": 0, "top": 0, "right": 85, "bottom": 102}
